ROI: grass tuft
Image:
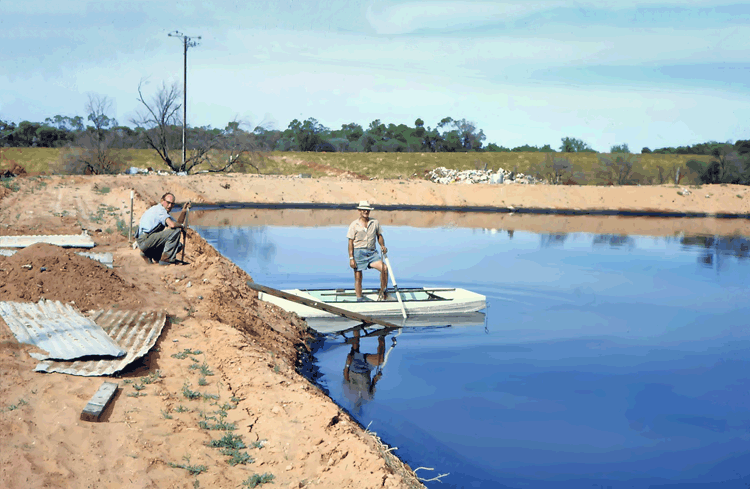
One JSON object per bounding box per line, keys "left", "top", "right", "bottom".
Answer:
{"left": 208, "top": 433, "right": 246, "bottom": 449}
{"left": 243, "top": 473, "right": 275, "bottom": 487}
{"left": 169, "top": 455, "right": 208, "bottom": 476}
{"left": 221, "top": 448, "right": 253, "bottom": 466}
{"left": 182, "top": 381, "right": 201, "bottom": 400}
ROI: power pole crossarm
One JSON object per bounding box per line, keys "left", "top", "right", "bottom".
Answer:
{"left": 168, "top": 30, "right": 201, "bottom": 172}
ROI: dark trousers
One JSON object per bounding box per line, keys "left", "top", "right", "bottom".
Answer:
{"left": 137, "top": 227, "right": 182, "bottom": 262}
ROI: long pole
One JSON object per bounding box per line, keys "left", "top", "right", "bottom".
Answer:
{"left": 181, "top": 206, "right": 189, "bottom": 263}
{"left": 182, "top": 37, "right": 187, "bottom": 170}
{"left": 128, "top": 190, "right": 134, "bottom": 243}
{"left": 168, "top": 31, "right": 201, "bottom": 172}
{"left": 383, "top": 253, "right": 407, "bottom": 319}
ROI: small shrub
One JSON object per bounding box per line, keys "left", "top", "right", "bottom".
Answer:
{"left": 169, "top": 455, "right": 208, "bottom": 476}
{"left": 182, "top": 381, "right": 201, "bottom": 400}
{"left": 243, "top": 473, "right": 275, "bottom": 488}
{"left": 198, "top": 419, "right": 237, "bottom": 431}
{"left": 1, "top": 178, "right": 21, "bottom": 192}
{"left": 222, "top": 448, "right": 253, "bottom": 466}
{"left": 208, "top": 433, "right": 246, "bottom": 449}
{"left": 172, "top": 348, "right": 202, "bottom": 360}
{"left": 141, "top": 370, "right": 164, "bottom": 384}
{"left": 4, "top": 399, "right": 29, "bottom": 411}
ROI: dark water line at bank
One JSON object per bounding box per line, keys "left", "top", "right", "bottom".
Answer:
{"left": 179, "top": 201, "right": 750, "bottom": 219}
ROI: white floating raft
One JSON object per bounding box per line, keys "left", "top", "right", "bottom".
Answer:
{"left": 259, "top": 286, "right": 486, "bottom": 319}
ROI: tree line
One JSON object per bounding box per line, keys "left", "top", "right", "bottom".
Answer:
{"left": 1, "top": 83, "right": 748, "bottom": 183}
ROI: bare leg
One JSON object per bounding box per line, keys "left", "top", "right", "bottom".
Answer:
{"left": 370, "top": 260, "right": 389, "bottom": 296}
{"left": 354, "top": 270, "right": 363, "bottom": 298}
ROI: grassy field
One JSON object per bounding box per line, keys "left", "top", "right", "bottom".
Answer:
{"left": 1, "top": 147, "right": 712, "bottom": 185}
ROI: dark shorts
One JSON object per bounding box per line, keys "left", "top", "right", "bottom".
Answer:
{"left": 353, "top": 248, "right": 379, "bottom": 272}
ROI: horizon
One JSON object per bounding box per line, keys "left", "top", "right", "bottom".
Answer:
{"left": 2, "top": 1, "right": 749, "bottom": 153}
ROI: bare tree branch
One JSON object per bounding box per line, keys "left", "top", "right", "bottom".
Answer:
{"left": 131, "top": 80, "right": 182, "bottom": 172}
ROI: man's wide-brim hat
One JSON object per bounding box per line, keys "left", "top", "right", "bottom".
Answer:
{"left": 356, "top": 200, "right": 374, "bottom": 210}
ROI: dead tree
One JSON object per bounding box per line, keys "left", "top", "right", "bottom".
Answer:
{"left": 131, "top": 81, "right": 188, "bottom": 172}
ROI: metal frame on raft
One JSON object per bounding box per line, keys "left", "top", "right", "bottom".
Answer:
{"left": 246, "top": 281, "right": 401, "bottom": 329}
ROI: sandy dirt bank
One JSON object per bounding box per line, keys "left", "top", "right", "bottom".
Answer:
{"left": 1, "top": 173, "right": 749, "bottom": 489}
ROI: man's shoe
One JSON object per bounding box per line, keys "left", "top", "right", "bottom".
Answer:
{"left": 377, "top": 289, "right": 387, "bottom": 301}
{"left": 140, "top": 251, "right": 153, "bottom": 264}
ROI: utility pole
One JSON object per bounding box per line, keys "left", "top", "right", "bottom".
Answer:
{"left": 168, "top": 30, "right": 201, "bottom": 171}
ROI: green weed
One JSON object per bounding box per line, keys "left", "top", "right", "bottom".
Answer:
{"left": 182, "top": 381, "right": 201, "bottom": 400}
{"left": 243, "top": 473, "right": 275, "bottom": 487}
{"left": 172, "top": 348, "right": 202, "bottom": 360}
{"left": 221, "top": 448, "right": 253, "bottom": 466}
{"left": 198, "top": 418, "right": 236, "bottom": 431}
{"left": 208, "top": 433, "right": 246, "bottom": 449}
{"left": 1, "top": 178, "right": 20, "bottom": 192}
{"left": 141, "top": 370, "right": 164, "bottom": 384}
{"left": 199, "top": 409, "right": 235, "bottom": 430}
{"left": 4, "top": 398, "right": 28, "bottom": 411}
{"left": 169, "top": 455, "right": 208, "bottom": 475}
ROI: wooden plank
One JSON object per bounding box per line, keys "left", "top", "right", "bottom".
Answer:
{"left": 80, "top": 381, "right": 118, "bottom": 422}
{"left": 246, "top": 281, "right": 401, "bottom": 329}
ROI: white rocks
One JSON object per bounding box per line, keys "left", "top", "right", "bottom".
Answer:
{"left": 426, "top": 166, "right": 544, "bottom": 185}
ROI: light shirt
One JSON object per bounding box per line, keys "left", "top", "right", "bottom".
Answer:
{"left": 347, "top": 218, "right": 382, "bottom": 250}
{"left": 138, "top": 204, "right": 170, "bottom": 235}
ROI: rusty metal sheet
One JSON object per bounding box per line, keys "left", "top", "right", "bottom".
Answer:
{"left": 34, "top": 309, "right": 167, "bottom": 377}
{"left": 0, "top": 234, "right": 95, "bottom": 249}
{"left": 0, "top": 300, "right": 126, "bottom": 360}
{"left": 0, "top": 249, "right": 113, "bottom": 268}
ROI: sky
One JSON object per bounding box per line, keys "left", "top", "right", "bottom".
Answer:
{"left": 1, "top": 0, "right": 749, "bottom": 152}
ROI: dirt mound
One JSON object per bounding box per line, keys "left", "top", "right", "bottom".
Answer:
{"left": 0, "top": 243, "right": 143, "bottom": 311}
{"left": 185, "top": 233, "right": 310, "bottom": 364}
{"left": 0, "top": 162, "right": 28, "bottom": 178}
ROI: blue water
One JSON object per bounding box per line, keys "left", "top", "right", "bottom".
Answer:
{"left": 196, "top": 222, "right": 750, "bottom": 489}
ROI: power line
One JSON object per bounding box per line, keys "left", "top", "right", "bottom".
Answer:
{"left": 168, "top": 30, "right": 201, "bottom": 171}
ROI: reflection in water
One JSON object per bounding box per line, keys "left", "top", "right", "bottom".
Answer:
{"left": 197, "top": 226, "right": 277, "bottom": 271}
{"left": 342, "top": 327, "right": 398, "bottom": 414}
{"left": 681, "top": 235, "right": 750, "bottom": 269}
{"left": 593, "top": 234, "right": 636, "bottom": 248}
{"left": 539, "top": 233, "right": 568, "bottom": 247}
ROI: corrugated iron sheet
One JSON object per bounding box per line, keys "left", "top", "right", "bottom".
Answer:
{"left": 34, "top": 309, "right": 167, "bottom": 376}
{"left": 0, "top": 300, "right": 126, "bottom": 360}
{"left": 0, "top": 248, "right": 113, "bottom": 268}
{"left": 0, "top": 234, "right": 95, "bottom": 249}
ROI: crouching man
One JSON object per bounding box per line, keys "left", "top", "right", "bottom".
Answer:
{"left": 136, "top": 192, "right": 190, "bottom": 265}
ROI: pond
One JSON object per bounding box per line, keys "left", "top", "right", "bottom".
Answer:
{"left": 195, "top": 216, "right": 750, "bottom": 489}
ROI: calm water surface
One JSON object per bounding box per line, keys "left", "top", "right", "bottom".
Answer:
{"left": 196, "top": 221, "right": 750, "bottom": 489}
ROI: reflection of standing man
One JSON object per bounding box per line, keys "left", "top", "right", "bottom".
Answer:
{"left": 343, "top": 328, "right": 386, "bottom": 409}
{"left": 347, "top": 201, "right": 388, "bottom": 301}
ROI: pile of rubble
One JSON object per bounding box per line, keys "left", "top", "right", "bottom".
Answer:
{"left": 425, "top": 167, "right": 544, "bottom": 185}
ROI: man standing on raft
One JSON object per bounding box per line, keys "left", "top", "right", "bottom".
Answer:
{"left": 347, "top": 200, "right": 389, "bottom": 301}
